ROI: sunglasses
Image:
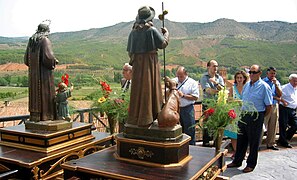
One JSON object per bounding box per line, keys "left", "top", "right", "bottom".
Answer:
{"left": 249, "top": 71, "right": 260, "bottom": 74}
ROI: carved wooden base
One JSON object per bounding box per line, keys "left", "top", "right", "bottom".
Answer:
{"left": 114, "top": 133, "right": 191, "bottom": 167}
{"left": 124, "top": 121, "right": 183, "bottom": 141}
{"left": 0, "top": 122, "right": 93, "bottom": 153}
{"left": 0, "top": 131, "right": 113, "bottom": 180}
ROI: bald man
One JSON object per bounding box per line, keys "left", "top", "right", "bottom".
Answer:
{"left": 200, "top": 60, "right": 225, "bottom": 146}
{"left": 121, "top": 63, "right": 132, "bottom": 93}
{"left": 172, "top": 66, "right": 199, "bottom": 145}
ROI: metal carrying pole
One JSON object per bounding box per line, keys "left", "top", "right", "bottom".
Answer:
{"left": 159, "top": 2, "right": 168, "bottom": 102}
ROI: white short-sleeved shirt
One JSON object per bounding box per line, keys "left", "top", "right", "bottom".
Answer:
{"left": 172, "top": 76, "right": 199, "bottom": 107}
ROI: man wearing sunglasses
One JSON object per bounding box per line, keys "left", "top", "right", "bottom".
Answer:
{"left": 228, "top": 64, "right": 273, "bottom": 173}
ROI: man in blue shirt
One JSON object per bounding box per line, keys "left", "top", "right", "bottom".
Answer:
{"left": 262, "top": 67, "right": 282, "bottom": 150}
{"left": 227, "top": 65, "right": 272, "bottom": 173}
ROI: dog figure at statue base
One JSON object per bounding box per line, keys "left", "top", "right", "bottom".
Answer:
{"left": 158, "top": 76, "right": 181, "bottom": 128}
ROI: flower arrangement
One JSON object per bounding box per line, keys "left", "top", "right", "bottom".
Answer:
{"left": 198, "top": 88, "right": 243, "bottom": 138}
{"left": 91, "top": 81, "right": 129, "bottom": 124}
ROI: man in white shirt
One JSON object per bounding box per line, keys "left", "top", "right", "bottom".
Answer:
{"left": 173, "top": 66, "right": 199, "bottom": 145}
{"left": 278, "top": 74, "right": 297, "bottom": 148}
{"left": 121, "top": 63, "right": 132, "bottom": 93}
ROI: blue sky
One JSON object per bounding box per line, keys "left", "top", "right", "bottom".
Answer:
{"left": 0, "top": 0, "right": 296, "bottom": 37}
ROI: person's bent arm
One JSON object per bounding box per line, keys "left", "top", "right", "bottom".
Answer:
{"left": 205, "top": 88, "right": 219, "bottom": 95}
{"left": 182, "top": 94, "right": 198, "bottom": 101}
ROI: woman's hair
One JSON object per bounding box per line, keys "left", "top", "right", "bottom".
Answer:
{"left": 234, "top": 70, "right": 249, "bottom": 85}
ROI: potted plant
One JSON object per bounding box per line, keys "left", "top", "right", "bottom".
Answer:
{"left": 90, "top": 81, "right": 129, "bottom": 134}
{"left": 198, "top": 88, "right": 250, "bottom": 153}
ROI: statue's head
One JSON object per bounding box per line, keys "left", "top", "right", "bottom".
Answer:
{"left": 36, "top": 20, "right": 51, "bottom": 33}
{"left": 136, "top": 6, "right": 155, "bottom": 23}
{"left": 37, "top": 23, "right": 50, "bottom": 33}
{"left": 58, "top": 82, "right": 67, "bottom": 92}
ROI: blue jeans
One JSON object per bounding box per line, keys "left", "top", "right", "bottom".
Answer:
{"left": 180, "top": 104, "right": 196, "bottom": 145}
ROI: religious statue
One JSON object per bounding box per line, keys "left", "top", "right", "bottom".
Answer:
{"left": 24, "top": 20, "right": 59, "bottom": 122}
{"left": 127, "top": 6, "right": 169, "bottom": 127}
{"left": 56, "top": 83, "right": 73, "bottom": 121}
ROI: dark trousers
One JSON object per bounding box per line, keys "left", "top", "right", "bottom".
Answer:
{"left": 278, "top": 105, "right": 297, "bottom": 144}
{"left": 233, "top": 112, "right": 264, "bottom": 168}
{"left": 180, "top": 104, "right": 196, "bottom": 145}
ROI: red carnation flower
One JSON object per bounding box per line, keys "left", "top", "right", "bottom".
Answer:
{"left": 204, "top": 108, "right": 215, "bottom": 117}
{"left": 228, "top": 109, "right": 237, "bottom": 119}
{"left": 100, "top": 81, "right": 112, "bottom": 93}
{"left": 61, "top": 73, "right": 69, "bottom": 86}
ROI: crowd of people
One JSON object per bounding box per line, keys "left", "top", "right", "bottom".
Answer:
{"left": 124, "top": 6, "right": 297, "bottom": 174}
{"left": 26, "top": 5, "right": 297, "bottom": 175}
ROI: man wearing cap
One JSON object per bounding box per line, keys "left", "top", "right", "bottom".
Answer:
{"left": 24, "top": 21, "right": 59, "bottom": 121}
{"left": 127, "top": 6, "right": 169, "bottom": 127}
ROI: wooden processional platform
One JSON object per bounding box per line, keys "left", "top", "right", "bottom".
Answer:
{"left": 62, "top": 122, "right": 228, "bottom": 179}
{"left": 0, "top": 122, "right": 113, "bottom": 179}
{"left": 62, "top": 145, "right": 227, "bottom": 180}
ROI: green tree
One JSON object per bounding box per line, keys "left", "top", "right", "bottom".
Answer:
{"left": 0, "top": 77, "right": 8, "bottom": 86}
{"left": 4, "top": 75, "right": 11, "bottom": 85}
{"left": 113, "top": 72, "right": 122, "bottom": 83}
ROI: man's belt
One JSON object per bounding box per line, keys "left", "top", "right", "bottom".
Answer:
{"left": 180, "top": 104, "right": 194, "bottom": 108}
{"left": 280, "top": 104, "right": 296, "bottom": 111}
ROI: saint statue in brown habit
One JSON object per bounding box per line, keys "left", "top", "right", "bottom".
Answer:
{"left": 24, "top": 21, "right": 59, "bottom": 122}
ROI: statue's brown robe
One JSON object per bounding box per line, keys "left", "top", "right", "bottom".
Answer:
{"left": 24, "top": 37, "right": 57, "bottom": 121}
{"left": 127, "top": 24, "right": 168, "bottom": 126}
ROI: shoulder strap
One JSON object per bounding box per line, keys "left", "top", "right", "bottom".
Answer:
{"left": 177, "top": 78, "right": 189, "bottom": 90}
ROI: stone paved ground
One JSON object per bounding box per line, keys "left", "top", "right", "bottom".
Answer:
{"left": 222, "top": 135, "right": 297, "bottom": 180}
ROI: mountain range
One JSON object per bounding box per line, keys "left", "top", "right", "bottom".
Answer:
{"left": 0, "top": 18, "right": 296, "bottom": 73}
{"left": 47, "top": 18, "right": 297, "bottom": 42}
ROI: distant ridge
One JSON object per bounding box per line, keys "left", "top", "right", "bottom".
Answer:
{"left": 47, "top": 18, "right": 297, "bottom": 42}
{"left": 0, "top": 18, "right": 296, "bottom": 73}
{"left": 1, "top": 18, "right": 296, "bottom": 42}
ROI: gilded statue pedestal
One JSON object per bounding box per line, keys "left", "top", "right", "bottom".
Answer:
{"left": 115, "top": 121, "right": 191, "bottom": 167}
{"left": 0, "top": 121, "right": 113, "bottom": 179}
{"left": 0, "top": 122, "right": 94, "bottom": 153}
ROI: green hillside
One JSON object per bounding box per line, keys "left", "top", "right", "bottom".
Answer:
{"left": 0, "top": 18, "right": 296, "bottom": 77}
